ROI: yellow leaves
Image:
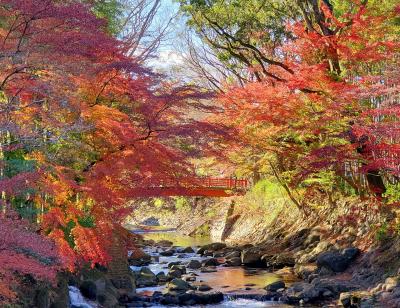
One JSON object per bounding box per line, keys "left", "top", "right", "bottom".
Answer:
{"left": 86, "top": 104, "right": 129, "bottom": 122}
{"left": 26, "top": 151, "right": 46, "bottom": 165}
{"left": 82, "top": 104, "right": 137, "bottom": 150}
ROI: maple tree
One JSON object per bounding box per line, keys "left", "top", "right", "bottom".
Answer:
{"left": 0, "top": 0, "right": 399, "bottom": 304}
{"left": 190, "top": 0, "right": 400, "bottom": 212}
{"left": 0, "top": 0, "right": 210, "bottom": 302}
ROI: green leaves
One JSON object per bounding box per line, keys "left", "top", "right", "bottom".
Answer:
{"left": 78, "top": 215, "right": 96, "bottom": 228}
{"left": 91, "top": 0, "right": 124, "bottom": 35}
{"left": 383, "top": 183, "right": 400, "bottom": 204}
{"left": 178, "top": 0, "right": 296, "bottom": 75}
{"left": 3, "top": 149, "right": 36, "bottom": 178}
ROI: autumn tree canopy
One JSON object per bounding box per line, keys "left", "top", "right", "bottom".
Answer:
{"left": 0, "top": 0, "right": 399, "bottom": 304}
{"left": 180, "top": 0, "right": 400, "bottom": 210}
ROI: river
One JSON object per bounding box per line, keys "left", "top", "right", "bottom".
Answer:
{"left": 131, "top": 228, "right": 296, "bottom": 307}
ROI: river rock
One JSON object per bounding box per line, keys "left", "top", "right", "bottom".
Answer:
{"left": 187, "top": 260, "right": 202, "bottom": 269}
{"left": 202, "top": 258, "right": 220, "bottom": 267}
{"left": 197, "top": 243, "right": 227, "bottom": 255}
{"left": 136, "top": 267, "right": 157, "bottom": 287}
{"left": 128, "top": 251, "right": 152, "bottom": 266}
{"left": 179, "top": 292, "right": 224, "bottom": 305}
{"left": 159, "top": 294, "right": 180, "bottom": 305}
{"left": 168, "top": 261, "right": 181, "bottom": 268}
{"left": 282, "top": 278, "right": 357, "bottom": 305}
{"left": 160, "top": 249, "right": 175, "bottom": 256}
{"left": 265, "top": 280, "right": 285, "bottom": 292}
{"left": 167, "top": 278, "right": 192, "bottom": 292}
{"left": 168, "top": 269, "right": 183, "bottom": 279}
{"left": 297, "top": 241, "right": 333, "bottom": 264}
{"left": 168, "top": 265, "right": 186, "bottom": 279}
{"left": 92, "top": 276, "right": 122, "bottom": 307}
{"left": 281, "top": 228, "right": 310, "bottom": 249}
{"left": 182, "top": 246, "right": 195, "bottom": 253}
{"left": 156, "top": 272, "right": 167, "bottom": 283}
{"left": 339, "top": 291, "right": 372, "bottom": 308}
{"left": 198, "top": 284, "right": 212, "bottom": 292}
{"left": 294, "top": 264, "right": 318, "bottom": 280}
{"left": 316, "top": 247, "right": 360, "bottom": 272}
{"left": 172, "top": 265, "right": 186, "bottom": 273}
{"left": 241, "top": 247, "right": 264, "bottom": 265}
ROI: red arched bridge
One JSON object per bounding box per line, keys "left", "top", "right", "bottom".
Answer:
{"left": 132, "top": 177, "right": 250, "bottom": 197}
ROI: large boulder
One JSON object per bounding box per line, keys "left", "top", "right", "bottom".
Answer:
{"left": 79, "top": 280, "right": 97, "bottom": 300}
{"left": 297, "top": 241, "right": 333, "bottom": 264}
{"left": 197, "top": 243, "right": 226, "bottom": 255}
{"left": 282, "top": 278, "right": 357, "bottom": 305}
{"left": 316, "top": 247, "right": 360, "bottom": 273}
{"left": 96, "top": 281, "right": 119, "bottom": 307}
{"left": 241, "top": 247, "right": 264, "bottom": 265}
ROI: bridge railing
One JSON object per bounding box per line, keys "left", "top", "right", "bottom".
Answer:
{"left": 149, "top": 177, "right": 250, "bottom": 190}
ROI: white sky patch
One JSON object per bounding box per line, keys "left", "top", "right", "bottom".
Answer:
{"left": 153, "top": 50, "right": 186, "bottom": 67}
{"left": 148, "top": 49, "right": 188, "bottom": 77}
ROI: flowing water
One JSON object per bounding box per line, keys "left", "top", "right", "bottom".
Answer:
{"left": 134, "top": 229, "right": 212, "bottom": 247}
{"left": 132, "top": 228, "right": 296, "bottom": 307}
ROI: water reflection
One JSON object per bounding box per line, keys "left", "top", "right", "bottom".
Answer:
{"left": 196, "top": 267, "right": 283, "bottom": 294}
{"left": 138, "top": 228, "right": 212, "bottom": 247}
{"left": 132, "top": 230, "right": 298, "bottom": 307}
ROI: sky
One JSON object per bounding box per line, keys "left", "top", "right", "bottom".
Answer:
{"left": 148, "top": 0, "right": 188, "bottom": 71}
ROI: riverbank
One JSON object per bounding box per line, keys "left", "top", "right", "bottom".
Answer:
{"left": 123, "top": 194, "right": 400, "bottom": 307}
{"left": 124, "top": 226, "right": 400, "bottom": 307}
